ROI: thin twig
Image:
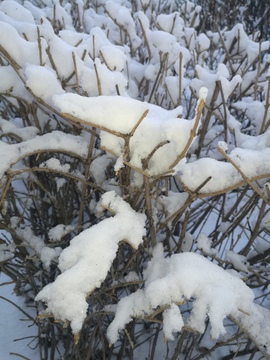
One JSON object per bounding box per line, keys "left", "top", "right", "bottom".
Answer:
{"left": 72, "top": 52, "right": 80, "bottom": 94}
{"left": 144, "top": 174, "right": 156, "bottom": 247}
{"left": 94, "top": 61, "right": 102, "bottom": 95}
{"left": 169, "top": 96, "right": 206, "bottom": 169}
{"left": 218, "top": 146, "right": 269, "bottom": 204}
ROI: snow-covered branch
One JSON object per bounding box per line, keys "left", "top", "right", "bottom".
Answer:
{"left": 35, "top": 191, "right": 146, "bottom": 338}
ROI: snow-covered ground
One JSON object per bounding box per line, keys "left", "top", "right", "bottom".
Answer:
{"left": 0, "top": 273, "right": 39, "bottom": 360}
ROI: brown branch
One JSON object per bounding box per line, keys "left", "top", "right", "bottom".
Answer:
{"left": 169, "top": 97, "right": 206, "bottom": 169}
{"left": 144, "top": 174, "right": 156, "bottom": 247}
{"left": 138, "top": 17, "right": 152, "bottom": 61}
{"left": 177, "top": 52, "right": 183, "bottom": 107}
{"left": 141, "top": 140, "right": 170, "bottom": 170}
{"left": 196, "top": 81, "right": 219, "bottom": 157}
{"left": 61, "top": 112, "right": 124, "bottom": 137}
{"left": 129, "top": 109, "right": 149, "bottom": 137}
{"left": 72, "top": 52, "right": 80, "bottom": 94}
{"left": 194, "top": 172, "right": 270, "bottom": 199}
{"left": 37, "top": 26, "right": 43, "bottom": 66}
{"left": 260, "top": 76, "right": 270, "bottom": 134}
{"left": 94, "top": 61, "right": 102, "bottom": 95}
{"left": 218, "top": 146, "right": 269, "bottom": 204}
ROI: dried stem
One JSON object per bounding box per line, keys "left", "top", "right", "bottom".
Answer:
{"left": 144, "top": 174, "right": 156, "bottom": 247}
{"left": 218, "top": 146, "right": 269, "bottom": 204}
{"left": 169, "top": 97, "right": 206, "bottom": 169}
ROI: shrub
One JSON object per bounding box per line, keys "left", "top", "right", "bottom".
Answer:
{"left": 0, "top": 1, "right": 270, "bottom": 359}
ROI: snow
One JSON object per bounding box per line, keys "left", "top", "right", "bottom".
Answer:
{"left": 105, "top": 1, "right": 141, "bottom": 50}
{"left": 226, "top": 251, "right": 249, "bottom": 273}
{"left": 261, "top": 211, "right": 270, "bottom": 232}
{"left": 182, "top": 232, "right": 194, "bottom": 252}
{"left": 199, "top": 85, "right": 208, "bottom": 100}
{"left": 35, "top": 191, "right": 146, "bottom": 335}
{"left": 0, "top": 1, "right": 35, "bottom": 24}
{"left": 176, "top": 157, "right": 240, "bottom": 193}
{"left": 53, "top": 88, "right": 206, "bottom": 178}
{"left": 48, "top": 224, "right": 75, "bottom": 242}
{"left": 144, "top": 63, "right": 158, "bottom": 80}
{"left": 86, "top": 27, "right": 112, "bottom": 59}
{"left": 0, "top": 0, "right": 270, "bottom": 358}
{"left": 150, "top": 30, "right": 178, "bottom": 54}
{"left": 114, "top": 155, "right": 124, "bottom": 173}
{"left": 93, "top": 57, "right": 128, "bottom": 95}
{"left": 107, "top": 243, "right": 254, "bottom": 343}
{"left": 233, "top": 98, "right": 266, "bottom": 135}
{"left": 224, "top": 24, "right": 269, "bottom": 64}
{"left": 25, "top": 65, "right": 66, "bottom": 104}
{"left": 191, "top": 64, "right": 242, "bottom": 104}
{"left": 0, "top": 21, "right": 40, "bottom": 67}
{"left": 0, "top": 273, "right": 39, "bottom": 360}
{"left": 0, "top": 117, "right": 38, "bottom": 141}
{"left": 156, "top": 13, "right": 183, "bottom": 34}
{"left": 124, "top": 271, "right": 139, "bottom": 283}
{"left": 12, "top": 225, "right": 61, "bottom": 268}
{"left": 0, "top": 65, "right": 32, "bottom": 102}
{"left": 163, "top": 304, "right": 184, "bottom": 341}
{"left": 106, "top": 289, "right": 149, "bottom": 345}
{"left": 255, "top": 237, "right": 270, "bottom": 254}
{"left": 99, "top": 45, "right": 127, "bottom": 71}
{"left": 196, "top": 33, "right": 210, "bottom": 52}
{"left": 232, "top": 304, "right": 270, "bottom": 357}
{"left": 46, "top": 36, "right": 84, "bottom": 79}
{"left": 0, "top": 131, "right": 89, "bottom": 180}
{"left": 53, "top": 94, "right": 149, "bottom": 134}
{"left": 0, "top": 243, "right": 14, "bottom": 262}
{"left": 40, "top": 158, "right": 71, "bottom": 173}
{"left": 128, "top": 104, "right": 201, "bottom": 175}
{"left": 230, "top": 148, "right": 270, "bottom": 177}
{"left": 176, "top": 145, "right": 270, "bottom": 194}
{"left": 197, "top": 233, "right": 218, "bottom": 256}
{"left": 159, "top": 191, "right": 189, "bottom": 221}
{"left": 218, "top": 140, "right": 228, "bottom": 152}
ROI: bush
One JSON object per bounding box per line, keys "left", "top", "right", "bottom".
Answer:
{"left": 0, "top": 1, "right": 270, "bottom": 359}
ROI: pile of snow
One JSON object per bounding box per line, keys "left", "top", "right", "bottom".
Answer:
{"left": 35, "top": 191, "right": 146, "bottom": 335}
{"left": 107, "top": 243, "right": 254, "bottom": 344}
{"left": 53, "top": 89, "right": 207, "bottom": 179}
